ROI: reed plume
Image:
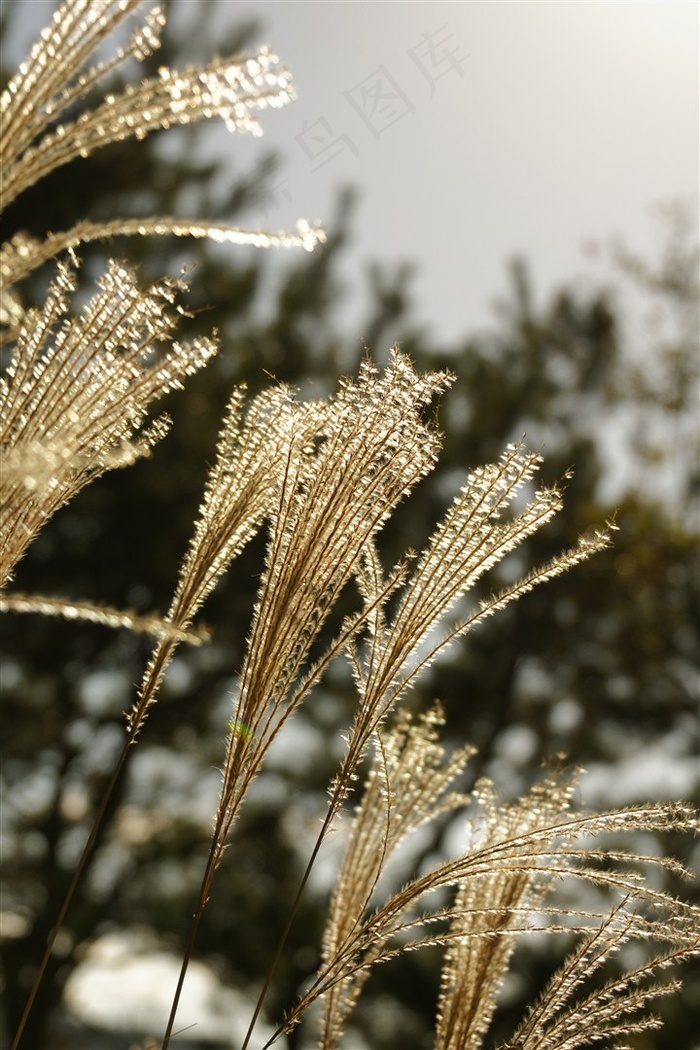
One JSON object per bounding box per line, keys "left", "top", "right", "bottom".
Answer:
{"left": 0, "top": 254, "right": 217, "bottom": 588}
{"left": 279, "top": 725, "right": 698, "bottom": 1049}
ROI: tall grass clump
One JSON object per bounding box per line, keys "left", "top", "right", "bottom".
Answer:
{"left": 2, "top": 3, "right": 698, "bottom": 1048}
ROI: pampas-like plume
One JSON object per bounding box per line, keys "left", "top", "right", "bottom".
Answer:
{"left": 318, "top": 706, "right": 475, "bottom": 1049}
{"left": 277, "top": 737, "right": 698, "bottom": 1049}
{"left": 0, "top": 0, "right": 324, "bottom": 336}
{"left": 330, "top": 446, "right": 612, "bottom": 828}
{"left": 214, "top": 351, "right": 452, "bottom": 859}
{"left": 0, "top": 2, "right": 294, "bottom": 211}
{"left": 356, "top": 443, "right": 609, "bottom": 708}
{"left": 230, "top": 406, "right": 619, "bottom": 1050}
{"left": 161, "top": 352, "right": 452, "bottom": 1047}
{"left": 127, "top": 384, "right": 303, "bottom": 738}
{"left": 0, "top": 591, "right": 209, "bottom": 646}
{"left": 1, "top": 219, "right": 323, "bottom": 316}
{"left": 500, "top": 901, "right": 700, "bottom": 1049}
{"left": 433, "top": 777, "right": 576, "bottom": 1050}
{"left": 1, "top": 0, "right": 326, "bottom": 621}
{"left": 0, "top": 253, "right": 216, "bottom": 588}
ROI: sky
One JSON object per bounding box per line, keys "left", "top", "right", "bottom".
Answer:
{"left": 6, "top": 1, "right": 698, "bottom": 344}
{"left": 180, "top": 0, "right": 698, "bottom": 344}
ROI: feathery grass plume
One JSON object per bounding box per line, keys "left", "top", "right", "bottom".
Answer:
{"left": 275, "top": 760, "right": 698, "bottom": 1047}
{"left": 1, "top": 0, "right": 326, "bottom": 606}
{"left": 361, "top": 444, "right": 603, "bottom": 698}
{"left": 433, "top": 776, "right": 579, "bottom": 1050}
{"left": 127, "top": 384, "right": 303, "bottom": 738}
{"left": 501, "top": 903, "right": 700, "bottom": 1050}
{"left": 242, "top": 434, "right": 614, "bottom": 1046}
{"left": 0, "top": 591, "right": 209, "bottom": 645}
{"left": 317, "top": 705, "right": 475, "bottom": 1049}
{"left": 8, "top": 383, "right": 309, "bottom": 1050}
{"left": 1, "top": 219, "right": 323, "bottom": 318}
{"left": 0, "top": 0, "right": 163, "bottom": 168}
{"left": 448, "top": 904, "right": 699, "bottom": 1050}
{"left": 330, "top": 446, "right": 612, "bottom": 824}
{"left": 0, "top": 0, "right": 324, "bottom": 336}
{"left": 0, "top": 253, "right": 217, "bottom": 588}
{"left": 0, "top": 1, "right": 294, "bottom": 212}
{"left": 212, "top": 351, "right": 452, "bottom": 860}
{"left": 285, "top": 765, "right": 575, "bottom": 1044}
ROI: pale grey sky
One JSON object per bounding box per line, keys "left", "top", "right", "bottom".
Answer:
{"left": 7, "top": 1, "right": 698, "bottom": 343}
{"left": 192, "top": 0, "right": 699, "bottom": 342}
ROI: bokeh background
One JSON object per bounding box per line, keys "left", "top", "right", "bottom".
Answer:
{"left": 1, "top": 2, "right": 698, "bottom": 1047}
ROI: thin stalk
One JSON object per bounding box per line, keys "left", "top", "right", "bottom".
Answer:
{"left": 247, "top": 746, "right": 377, "bottom": 1050}
{"left": 240, "top": 804, "right": 337, "bottom": 1050}
{"left": 161, "top": 841, "right": 220, "bottom": 1049}
{"left": 11, "top": 733, "right": 132, "bottom": 1050}
{"left": 253, "top": 728, "right": 397, "bottom": 1050}
{"left": 12, "top": 643, "right": 174, "bottom": 1050}
{"left": 161, "top": 714, "right": 263, "bottom": 1047}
